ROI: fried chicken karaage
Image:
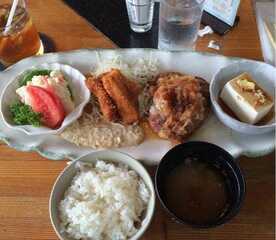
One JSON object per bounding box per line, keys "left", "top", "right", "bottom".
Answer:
{"left": 148, "top": 72, "right": 210, "bottom": 142}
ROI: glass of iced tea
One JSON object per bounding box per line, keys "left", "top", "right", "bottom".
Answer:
{"left": 0, "top": 0, "right": 42, "bottom": 66}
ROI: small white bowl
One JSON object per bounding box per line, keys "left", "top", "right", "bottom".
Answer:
{"left": 49, "top": 150, "right": 155, "bottom": 240}
{"left": 0, "top": 63, "right": 90, "bottom": 135}
{"left": 210, "top": 60, "right": 275, "bottom": 135}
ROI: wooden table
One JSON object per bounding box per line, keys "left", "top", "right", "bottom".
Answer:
{"left": 0, "top": 0, "right": 274, "bottom": 239}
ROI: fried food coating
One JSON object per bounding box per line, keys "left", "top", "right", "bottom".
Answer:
{"left": 148, "top": 72, "right": 210, "bottom": 142}
{"left": 101, "top": 69, "right": 139, "bottom": 124}
{"left": 86, "top": 76, "right": 118, "bottom": 122}
{"left": 123, "top": 77, "right": 141, "bottom": 106}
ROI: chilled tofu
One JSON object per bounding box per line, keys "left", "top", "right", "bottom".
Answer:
{"left": 220, "top": 73, "right": 274, "bottom": 124}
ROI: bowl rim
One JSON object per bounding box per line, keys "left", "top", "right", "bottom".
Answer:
{"left": 210, "top": 61, "right": 275, "bottom": 131}
{"left": 0, "top": 62, "right": 91, "bottom": 135}
{"left": 49, "top": 150, "right": 156, "bottom": 240}
{"left": 155, "top": 141, "right": 246, "bottom": 228}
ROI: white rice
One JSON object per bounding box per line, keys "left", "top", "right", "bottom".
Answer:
{"left": 59, "top": 160, "right": 150, "bottom": 240}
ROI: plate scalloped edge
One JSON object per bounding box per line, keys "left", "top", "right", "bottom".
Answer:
{"left": 0, "top": 48, "right": 274, "bottom": 164}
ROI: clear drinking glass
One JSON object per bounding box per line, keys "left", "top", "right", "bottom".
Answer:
{"left": 0, "top": 0, "right": 42, "bottom": 66}
{"left": 158, "top": 0, "right": 205, "bottom": 50}
{"left": 126, "top": 0, "right": 154, "bottom": 33}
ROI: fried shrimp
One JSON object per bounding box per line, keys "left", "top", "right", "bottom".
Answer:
{"left": 101, "top": 69, "right": 139, "bottom": 124}
{"left": 86, "top": 70, "right": 140, "bottom": 125}
{"left": 86, "top": 76, "right": 118, "bottom": 122}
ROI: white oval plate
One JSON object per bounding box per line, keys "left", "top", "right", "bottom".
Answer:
{"left": 0, "top": 49, "right": 274, "bottom": 165}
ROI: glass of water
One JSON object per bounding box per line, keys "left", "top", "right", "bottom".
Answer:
{"left": 158, "top": 0, "right": 205, "bottom": 50}
{"left": 126, "top": 0, "right": 154, "bottom": 33}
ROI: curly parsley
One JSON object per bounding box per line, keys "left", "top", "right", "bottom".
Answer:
{"left": 10, "top": 102, "right": 41, "bottom": 127}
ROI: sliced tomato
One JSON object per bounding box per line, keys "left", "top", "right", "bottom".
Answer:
{"left": 27, "top": 85, "right": 65, "bottom": 129}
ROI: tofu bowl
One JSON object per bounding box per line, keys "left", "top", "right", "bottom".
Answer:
{"left": 49, "top": 150, "right": 155, "bottom": 240}
{"left": 210, "top": 61, "right": 275, "bottom": 135}
{"left": 0, "top": 63, "right": 90, "bottom": 135}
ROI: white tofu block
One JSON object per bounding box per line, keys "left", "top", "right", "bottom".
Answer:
{"left": 220, "top": 81, "right": 273, "bottom": 124}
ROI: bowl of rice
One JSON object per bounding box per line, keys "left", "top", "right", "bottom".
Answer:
{"left": 49, "top": 150, "right": 155, "bottom": 240}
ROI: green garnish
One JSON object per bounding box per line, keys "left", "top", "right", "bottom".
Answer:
{"left": 10, "top": 102, "right": 41, "bottom": 127}
{"left": 19, "top": 69, "right": 51, "bottom": 87}
{"left": 67, "top": 85, "right": 73, "bottom": 100}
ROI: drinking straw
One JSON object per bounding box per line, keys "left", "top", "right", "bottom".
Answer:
{"left": 4, "top": 0, "right": 19, "bottom": 35}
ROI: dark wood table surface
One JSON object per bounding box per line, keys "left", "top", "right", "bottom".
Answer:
{"left": 0, "top": 0, "right": 274, "bottom": 239}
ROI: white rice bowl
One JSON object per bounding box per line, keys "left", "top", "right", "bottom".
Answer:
{"left": 58, "top": 160, "right": 150, "bottom": 240}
